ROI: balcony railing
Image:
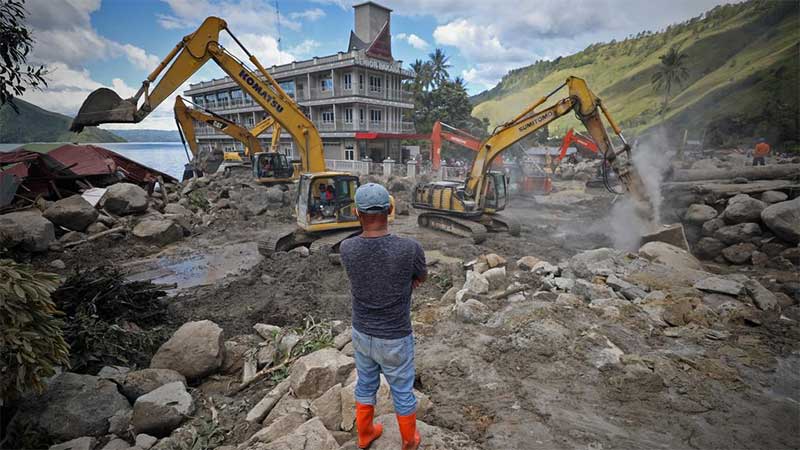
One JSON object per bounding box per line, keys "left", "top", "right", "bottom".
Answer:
{"left": 315, "top": 120, "right": 415, "bottom": 133}
{"left": 302, "top": 87, "right": 412, "bottom": 102}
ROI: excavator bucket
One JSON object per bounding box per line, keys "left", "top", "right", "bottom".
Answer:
{"left": 70, "top": 88, "right": 138, "bottom": 132}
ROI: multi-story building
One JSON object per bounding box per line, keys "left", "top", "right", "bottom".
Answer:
{"left": 183, "top": 1, "right": 417, "bottom": 168}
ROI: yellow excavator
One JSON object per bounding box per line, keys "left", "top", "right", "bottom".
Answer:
{"left": 412, "top": 76, "right": 653, "bottom": 243}
{"left": 173, "top": 95, "right": 294, "bottom": 182}
{"left": 70, "top": 16, "right": 389, "bottom": 254}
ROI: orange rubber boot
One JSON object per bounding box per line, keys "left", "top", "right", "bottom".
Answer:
{"left": 356, "top": 402, "right": 383, "bottom": 449}
{"left": 396, "top": 412, "right": 421, "bottom": 450}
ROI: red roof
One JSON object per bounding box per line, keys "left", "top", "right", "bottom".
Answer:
{"left": 355, "top": 132, "right": 428, "bottom": 140}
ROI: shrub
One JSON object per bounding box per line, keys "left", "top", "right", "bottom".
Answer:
{"left": 0, "top": 260, "right": 69, "bottom": 400}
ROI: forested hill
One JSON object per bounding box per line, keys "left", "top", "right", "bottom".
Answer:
{"left": 0, "top": 98, "right": 125, "bottom": 144}
{"left": 471, "top": 0, "right": 799, "bottom": 146}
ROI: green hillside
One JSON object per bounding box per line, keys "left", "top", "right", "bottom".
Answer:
{"left": 471, "top": 0, "right": 799, "bottom": 146}
{"left": 0, "top": 98, "right": 125, "bottom": 144}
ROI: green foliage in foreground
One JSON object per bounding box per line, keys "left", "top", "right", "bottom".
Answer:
{"left": 0, "top": 259, "right": 69, "bottom": 401}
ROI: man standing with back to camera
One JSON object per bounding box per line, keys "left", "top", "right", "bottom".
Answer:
{"left": 339, "top": 183, "right": 427, "bottom": 450}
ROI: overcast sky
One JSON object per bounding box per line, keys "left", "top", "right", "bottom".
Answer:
{"left": 20, "top": 0, "right": 736, "bottom": 130}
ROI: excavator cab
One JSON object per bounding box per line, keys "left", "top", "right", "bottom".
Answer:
{"left": 482, "top": 171, "right": 509, "bottom": 213}
{"left": 297, "top": 173, "right": 360, "bottom": 230}
{"left": 253, "top": 152, "right": 294, "bottom": 183}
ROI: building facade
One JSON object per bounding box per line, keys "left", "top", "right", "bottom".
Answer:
{"left": 182, "top": 1, "right": 416, "bottom": 166}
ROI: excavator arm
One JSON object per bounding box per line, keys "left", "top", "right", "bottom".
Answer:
{"left": 71, "top": 16, "right": 325, "bottom": 173}
{"left": 465, "top": 76, "right": 652, "bottom": 219}
{"left": 174, "top": 95, "right": 263, "bottom": 159}
{"left": 431, "top": 121, "right": 482, "bottom": 171}
{"left": 555, "top": 128, "right": 600, "bottom": 162}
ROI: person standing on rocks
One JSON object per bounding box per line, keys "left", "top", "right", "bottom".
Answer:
{"left": 753, "top": 138, "right": 770, "bottom": 166}
{"left": 340, "top": 182, "right": 427, "bottom": 450}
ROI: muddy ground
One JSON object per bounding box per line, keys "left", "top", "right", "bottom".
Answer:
{"left": 23, "top": 179, "right": 800, "bottom": 450}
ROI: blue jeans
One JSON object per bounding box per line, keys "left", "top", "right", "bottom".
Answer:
{"left": 352, "top": 327, "right": 417, "bottom": 416}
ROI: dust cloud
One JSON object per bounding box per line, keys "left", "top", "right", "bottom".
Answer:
{"left": 607, "top": 128, "right": 675, "bottom": 251}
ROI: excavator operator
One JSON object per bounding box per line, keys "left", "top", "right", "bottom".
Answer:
{"left": 339, "top": 183, "right": 426, "bottom": 450}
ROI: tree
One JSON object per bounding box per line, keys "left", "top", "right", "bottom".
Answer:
{"left": 409, "top": 59, "right": 433, "bottom": 93}
{"left": 428, "top": 48, "right": 451, "bottom": 88}
{"left": 651, "top": 45, "right": 690, "bottom": 115}
{"left": 0, "top": 0, "right": 47, "bottom": 113}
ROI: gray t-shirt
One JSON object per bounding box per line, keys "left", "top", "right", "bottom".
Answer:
{"left": 340, "top": 234, "right": 427, "bottom": 339}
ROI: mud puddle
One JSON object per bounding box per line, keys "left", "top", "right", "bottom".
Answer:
{"left": 123, "top": 242, "right": 263, "bottom": 292}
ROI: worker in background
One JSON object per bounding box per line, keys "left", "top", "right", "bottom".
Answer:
{"left": 339, "top": 183, "right": 426, "bottom": 450}
{"left": 753, "top": 138, "right": 770, "bottom": 166}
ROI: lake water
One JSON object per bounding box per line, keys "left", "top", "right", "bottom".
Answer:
{"left": 0, "top": 142, "right": 190, "bottom": 180}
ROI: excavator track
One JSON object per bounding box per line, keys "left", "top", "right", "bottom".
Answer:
{"left": 308, "top": 229, "right": 361, "bottom": 255}
{"left": 484, "top": 212, "right": 521, "bottom": 236}
{"left": 258, "top": 231, "right": 314, "bottom": 257}
{"left": 418, "top": 213, "right": 487, "bottom": 244}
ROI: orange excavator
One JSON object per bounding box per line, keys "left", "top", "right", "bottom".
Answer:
{"left": 555, "top": 128, "right": 600, "bottom": 163}
{"left": 430, "top": 121, "right": 482, "bottom": 171}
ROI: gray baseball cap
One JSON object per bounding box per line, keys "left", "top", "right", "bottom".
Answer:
{"left": 355, "top": 183, "right": 391, "bottom": 214}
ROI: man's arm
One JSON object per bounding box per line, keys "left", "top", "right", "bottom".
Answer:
{"left": 411, "top": 242, "right": 427, "bottom": 289}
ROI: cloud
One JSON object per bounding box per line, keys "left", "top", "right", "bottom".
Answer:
{"left": 289, "top": 8, "right": 325, "bottom": 22}
{"left": 395, "top": 33, "right": 429, "bottom": 50}
{"left": 309, "top": 0, "right": 351, "bottom": 10}
{"left": 24, "top": 0, "right": 161, "bottom": 71}
{"left": 157, "top": 0, "right": 301, "bottom": 32}
{"left": 288, "top": 40, "right": 321, "bottom": 57}
{"left": 377, "top": 0, "right": 736, "bottom": 90}
{"left": 220, "top": 33, "right": 295, "bottom": 67}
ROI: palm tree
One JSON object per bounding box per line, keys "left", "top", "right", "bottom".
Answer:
{"left": 410, "top": 59, "right": 433, "bottom": 92}
{"left": 428, "top": 48, "right": 451, "bottom": 87}
{"left": 452, "top": 76, "right": 467, "bottom": 91}
{"left": 651, "top": 46, "right": 690, "bottom": 114}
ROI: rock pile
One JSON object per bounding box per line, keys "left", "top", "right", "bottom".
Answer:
{"left": 678, "top": 193, "right": 799, "bottom": 268}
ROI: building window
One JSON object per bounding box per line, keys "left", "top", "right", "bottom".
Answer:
{"left": 344, "top": 143, "right": 355, "bottom": 161}
{"left": 193, "top": 95, "right": 204, "bottom": 105}
{"left": 343, "top": 73, "right": 352, "bottom": 90}
{"left": 280, "top": 80, "right": 295, "bottom": 98}
{"left": 230, "top": 89, "right": 242, "bottom": 99}
{"left": 359, "top": 108, "right": 365, "bottom": 124}
{"left": 320, "top": 77, "right": 333, "bottom": 92}
{"left": 296, "top": 82, "right": 304, "bottom": 98}
{"left": 370, "top": 109, "right": 382, "bottom": 124}
{"left": 359, "top": 74, "right": 364, "bottom": 90}
{"left": 344, "top": 108, "right": 353, "bottom": 124}
{"left": 321, "top": 109, "right": 334, "bottom": 123}
{"left": 369, "top": 75, "right": 382, "bottom": 92}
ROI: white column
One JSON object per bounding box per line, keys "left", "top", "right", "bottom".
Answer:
{"left": 407, "top": 160, "right": 416, "bottom": 180}
{"left": 383, "top": 157, "right": 394, "bottom": 180}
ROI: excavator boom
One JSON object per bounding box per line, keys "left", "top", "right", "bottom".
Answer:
{"left": 431, "top": 121, "right": 481, "bottom": 171}
{"left": 71, "top": 16, "right": 325, "bottom": 174}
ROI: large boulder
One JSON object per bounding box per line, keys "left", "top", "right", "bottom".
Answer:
{"left": 744, "top": 279, "right": 779, "bottom": 312}
{"left": 761, "top": 190, "right": 788, "bottom": 204}
{"left": 714, "top": 222, "right": 762, "bottom": 245}
{"left": 684, "top": 204, "right": 717, "bottom": 224}
{"left": 132, "top": 218, "right": 183, "bottom": 246}
{"left": 761, "top": 198, "right": 800, "bottom": 244}
{"left": 150, "top": 320, "right": 225, "bottom": 380}
{"left": 0, "top": 210, "right": 55, "bottom": 252}
{"left": 49, "top": 437, "right": 96, "bottom": 450}
{"left": 289, "top": 348, "right": 354, "bottom": 399}
{"left": 100, "top": 183, "right": 149, "bottom": 215}
{"left": 121, "top": 368, "right": 187, "bottom": 402}
{"left": 568, "top": 248, "right": 618, "bottom": 279}
{"left": 693, "top": 237, "right": 725, "bottom": 260}
{"left": 722, "top": 243, "right": 757, "bottom": 265}
{"left": 309, "top": 383, "right": 342, "bottom": 431}
{"left": 249, "top": 417, "right": 338, "bottom": 450}
{"left": 9, "top": 372, "right": 130, "bottom": 441}
{"left": 462, "top": 270, "right": 489, "bottom": 294}
{"left": 722, "top": 194, "right": 767, "bottom": 224}
{"left": 132, "top": 381, "right": 194, "bottom": 437}
{"left": 454, "top": 298, "right": 490, "bottom": 324}
{"left": 640, "top": 223, "right": 689, "bottom": 251}
{"left": 693, "top": 277, "right": 743, "bottom": 296}
{"left": 43, "top": 195, "right": 99, "bottom": 231}
{"left": 702, "top": 218, "right": 726, "bottom": 236}
{"left": 638, "top": 241, "right": 704, "bottom": 271}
